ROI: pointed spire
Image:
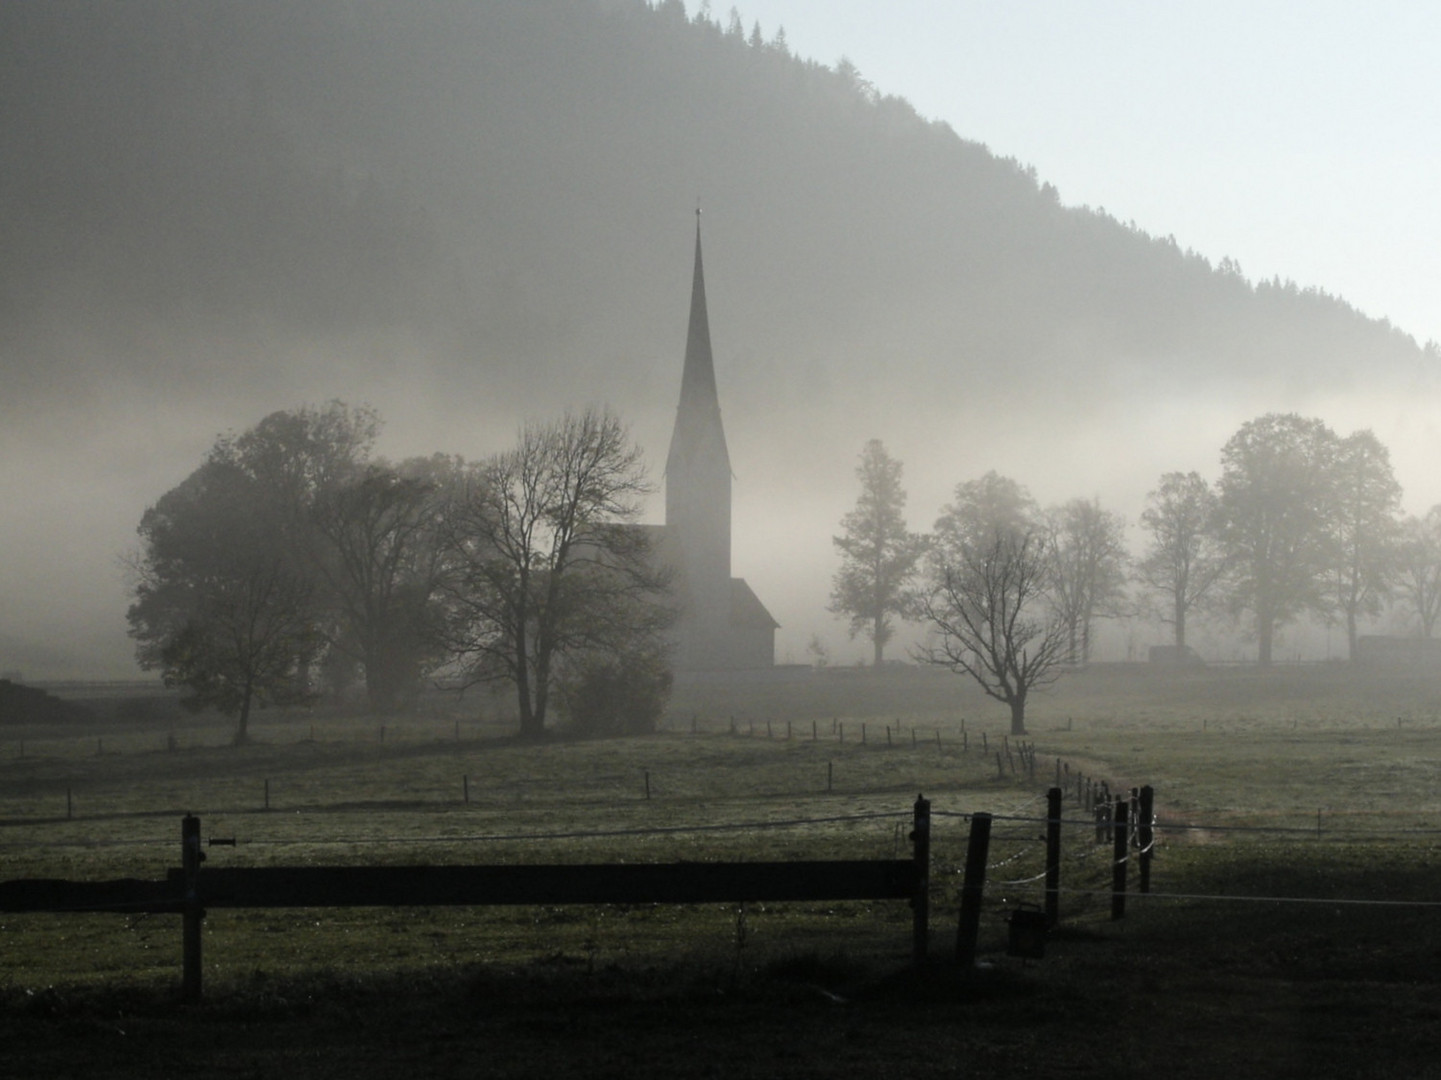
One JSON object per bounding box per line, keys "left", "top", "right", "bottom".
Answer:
{"left": 665, "top": 207, "right": 732, "bottom": 559}
{"left": 681, "top": 209, "right": 720, "bottom": 411}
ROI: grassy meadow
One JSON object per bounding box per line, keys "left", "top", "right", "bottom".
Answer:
{"left": 3, "top": 662, "right": 1441, "bottom": 1077}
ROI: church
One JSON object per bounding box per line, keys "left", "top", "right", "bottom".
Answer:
{"left": 652, "top": 216, "right": 777, "bottom": 671}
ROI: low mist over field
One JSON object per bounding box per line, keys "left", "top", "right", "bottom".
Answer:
{"left": 3, "top": 1, "right": 1438, "bottom": 677}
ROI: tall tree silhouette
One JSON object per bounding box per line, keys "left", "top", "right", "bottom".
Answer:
{"left": 829, "top": 440, "right": 927, "bottom": 667}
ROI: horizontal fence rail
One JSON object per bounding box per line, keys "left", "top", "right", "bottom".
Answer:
{"left": 2, "top": 798, "right": 933, "bottom": 1001}
{"left": 0, "top": 877, "right": 181, "bottom": 914}
{"left": 0, "top": 862, "right": 923, "bottom": 912}
{"left": 184, "top": 860, "right": 922, "bottom": 909}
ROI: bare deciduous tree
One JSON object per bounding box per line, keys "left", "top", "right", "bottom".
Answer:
{"left": 919, "top": 474, "right": 1063, "bottom": 735}
{"left": 918, "top": 529, "right": 1065, "bottom": 736}
{"left": 437, "top": 408, "right": 673, "bottom": 740}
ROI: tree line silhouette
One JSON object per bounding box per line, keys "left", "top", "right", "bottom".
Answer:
{"left": 832, "top": 414, "right": 1439, "bottom": 730}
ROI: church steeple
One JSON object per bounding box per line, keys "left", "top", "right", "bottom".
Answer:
{"left": 665, "top": 212, "right": 733, "bottom": 663}
{"left": 673, "top": 212, "right": 730, "bottom": 469}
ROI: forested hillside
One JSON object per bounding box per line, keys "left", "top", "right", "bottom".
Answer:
{"left": 1, "top": 0, "right": 1434, "bottom": 673}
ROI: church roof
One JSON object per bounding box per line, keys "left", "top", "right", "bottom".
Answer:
{"left": 730, "top": 578, "right": 780, "bottom": 630}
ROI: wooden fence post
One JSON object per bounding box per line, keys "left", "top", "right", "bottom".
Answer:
{"left": 955, "top": 813, "right": 992, "bottom": 967}
{"left": 1111, "top": 798, "right": 1129, "bottom": 921}
{"left": 1138, "top": 785, "right": 1155, "bottom": 894}
{"left": 1045, "top": 787, "right": 1062, "bottom": 927}
{"left": 182, "top": 814, "right": 204, "bottom": 1003}
{"left": 911, "top": 795, "right": 931, "bottom": 965}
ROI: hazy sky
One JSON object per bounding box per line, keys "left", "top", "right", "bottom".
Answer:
{"left": 723, "top": 0, "right": 1441, "bottom": 351}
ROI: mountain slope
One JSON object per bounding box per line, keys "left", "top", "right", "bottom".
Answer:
{"left": 1, "top": 0, "right": 1434, "bottom": 672}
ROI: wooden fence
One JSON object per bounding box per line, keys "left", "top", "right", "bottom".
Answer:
{"left": 1, "top": 797, "right": 932, "bottom": 1002}
{"left": 3, "top": 786, "right": 1163, "bottom": 1001}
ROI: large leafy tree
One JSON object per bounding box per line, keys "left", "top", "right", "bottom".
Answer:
{"left": 307, "top": 454, "right": 459, "bottom": 710}
{"left": 130, "top": 401, "right": 456, "bottom": 723}
{"left": 1136, "top": 471, "right": 1229, "bottom": 650}
{"left": 1045, "top": 497, "right": 1129, "bottom": 665}
{"left": 1324, "top": 430, "right": 1402, "bottom": 659}
{"left": 437, "top": 408, "right": 674, "bottom": 741}
{"left": 1214, "top": 413, "right": 1340, "bottom": 666}
{"left": 918, "top": 473, "right": 1064, "bottom": 735}
{"left": 931, "top": 471, "right": 1038, "bottom": 558}
{"left": 225, "top": 403, "right": 455, "bottom": 709}
{"left": 218, "top": 402, "right": 382, "bottom": 528}
{"left": 828, "top": 439, "right": 928, "bottom": 667}
{"left": 127, "top": 458, "right": 322, "bottom": 744}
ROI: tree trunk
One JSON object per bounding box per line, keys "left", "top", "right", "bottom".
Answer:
{"left": 1174, "top": 593, "right": 1187, "bottom": 649}
{"left": 873, "top": 633, "right": 884, "bottom": 669}
{"left": 1009, "top": 697, "right": 1027, "bottom": 736}
{"left": 516, "top": 673, "right": 547, "bottom": 741}
{"left": 1346, "top": 608, "right": 1358, "bottom": 662}
{"left": 513, "top": 621, "right": 539, "bottom": 739}
{"left": 517, "top": 710, "right": 546, "bottom": 742}
{"left": 1258, "top": 616, "right": 1274, "bottom": 667}
{"left": 234, "top": 683, "right": 253, "bottom": 746}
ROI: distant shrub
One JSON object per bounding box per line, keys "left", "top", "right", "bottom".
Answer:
{"left": 0, "top": 680, "right": 95, "bottom": 725}
{"left": 558, "top": 649, "right": 673, "bottom": 738}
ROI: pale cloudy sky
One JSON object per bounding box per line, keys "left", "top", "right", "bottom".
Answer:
{"left": 716, "top": 0, "right": 1440, "bottom": 350}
